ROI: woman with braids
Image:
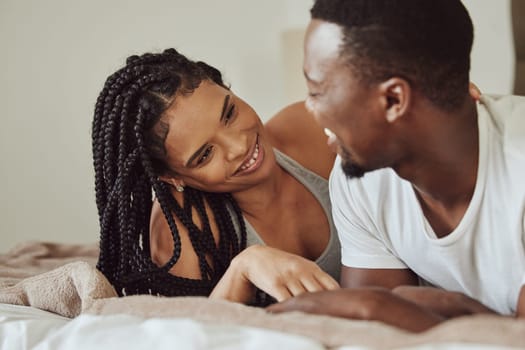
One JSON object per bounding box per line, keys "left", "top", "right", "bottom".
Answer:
{"left": 92, "top": 48, "right": 340, "bottom": 306}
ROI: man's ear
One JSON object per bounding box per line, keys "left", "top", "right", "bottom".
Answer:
{"left": 379, "top": 78, "right": 411, "bottom": 123}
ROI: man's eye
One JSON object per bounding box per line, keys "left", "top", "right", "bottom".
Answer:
{"left": 308, "top": 92, "right": 320, "bottom": 97}
{"left": 197, "top": 146, "right": 213, "bottom": 165}
{"left": 225, "top": 104, "right": 236, "bottom": 123}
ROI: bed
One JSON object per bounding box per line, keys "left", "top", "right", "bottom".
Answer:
{"left": 1, "top": 241, "right": 524, "bottom": 350}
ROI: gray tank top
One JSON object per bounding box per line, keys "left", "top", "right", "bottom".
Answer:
{"left": 233, "top": 149, "right": 341, "bottom": 281}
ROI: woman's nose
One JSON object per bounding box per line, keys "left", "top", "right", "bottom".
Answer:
{"left": 217, "top": 130, "right": 249, "bottom": 162}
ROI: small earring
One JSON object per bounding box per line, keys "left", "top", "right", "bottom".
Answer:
{"left": 175, "top": 184, "right": 184, "bottom": 192}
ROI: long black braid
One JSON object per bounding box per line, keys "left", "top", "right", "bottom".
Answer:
{"left": 92, "top": 48, "right": 248, "bottom": 297}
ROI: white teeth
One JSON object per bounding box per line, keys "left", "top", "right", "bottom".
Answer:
{"left": 239, "top": 143, "right": 259, "bottom": 172}
{"left": 324, "top": 128, "right": 334, "bottom": 137}
{"left": 324, "top": 128, "right": 337, "bottom": 143}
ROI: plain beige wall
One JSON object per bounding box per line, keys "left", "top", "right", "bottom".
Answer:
{"left": 0, "top": 0, "right": 312, "bottom": 252}
{"left": 463, "top": 0, "right": 515, "bottom": 93}
{"left": 0, "top": 0, "right": 515, "bottom": 252}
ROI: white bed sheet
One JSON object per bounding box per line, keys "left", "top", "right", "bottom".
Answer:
{"left": 0, "top": 303, "right": 325, "bottom": 350}
{"left": 1, "top": 303, "right": 521, "bottom": 350}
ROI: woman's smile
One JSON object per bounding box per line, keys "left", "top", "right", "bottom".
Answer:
{"left": 234, "top": 135, "right": 265, "bottom": 176}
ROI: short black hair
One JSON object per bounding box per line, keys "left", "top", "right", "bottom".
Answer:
{"left": 311, "top": 0, "right": 474, "bottom": 110}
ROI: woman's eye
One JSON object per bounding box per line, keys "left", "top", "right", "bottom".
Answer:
{"left": 224, "top": 104, "right": 236, "bottom": 123}
{"left": 197, "top": 145, "right": 213, "bottom": 165}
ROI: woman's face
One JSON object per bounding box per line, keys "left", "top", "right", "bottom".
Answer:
{"left": 159, "top": 80, "right": 276, "bottom": 193}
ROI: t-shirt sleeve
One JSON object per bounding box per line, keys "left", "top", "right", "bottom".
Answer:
{"left": 329, "top": 158, "right": 407, "bottom": 269}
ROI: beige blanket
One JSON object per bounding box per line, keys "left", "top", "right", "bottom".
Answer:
{"left": 1, "top": 241, "right": 525, "bottom": 349}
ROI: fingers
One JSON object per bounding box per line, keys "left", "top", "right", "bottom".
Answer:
{"left": 269, "top": 277, "right": 318, "bottom": 302}
{"left": 285, "top": 280, "right": 309, "bottom": 298}
{"left": 271, "top": 285, "right": 293, "bottom": 302}
{"left": 267, "top": 290, "right": 331, "bottom": 315}
{"left": 469, "top": 82, "right": 482, "bottom": 100}
{"left": 266, "top": 301, "right": 287, "bottom": 313}
{"left": 299, "top": 277, "right": 324, "bottom": 294}
{"left": 298, "top": 273, "right": 339, "bottom": 294}
{"left": 266, "top": 298, "right": 299, "bottom": 314}
{"left": 315, "top": 272, "right": 340, "bottom": 291}
{"left": 274, "top": 272, "right": 340, "bottom": 302}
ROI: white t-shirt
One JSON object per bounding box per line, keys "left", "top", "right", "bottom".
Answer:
{"left": 330, "top": 94, "right": 525, "bottom": 315}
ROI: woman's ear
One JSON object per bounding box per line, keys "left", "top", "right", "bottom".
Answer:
{"left": 379, "top": 78, "right": 411, "bottom": 123}
{"left": 159, "top": 176, "right": 185, "bottom": 192}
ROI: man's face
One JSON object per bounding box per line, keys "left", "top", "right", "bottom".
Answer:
{"left": 303, "top": 19, "right": 389, "bottom": 178}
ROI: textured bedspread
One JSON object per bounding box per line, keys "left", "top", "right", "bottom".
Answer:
{"left": 1, "top": 241, "right": 524, "bottom": 349}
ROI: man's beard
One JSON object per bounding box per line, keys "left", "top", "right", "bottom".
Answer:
{"left": 340, "top": 147, "right": 366, "bottom": 179}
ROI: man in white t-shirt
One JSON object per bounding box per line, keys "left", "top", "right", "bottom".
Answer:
{"left": 268, "top": 0, "right": 525, "bottom": 332}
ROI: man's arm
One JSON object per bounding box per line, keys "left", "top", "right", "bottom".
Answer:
{"left": 341, "top": 265, "right": 419, "bottom": 289}
{"left": 267, "top": 288, "right": 445, "bottom": 332}
{"left": 341, "top": 265, "right": 496, "bottom": 318}
{"left": 329, "top": 158, "right": 420, "bottom": 289}
{"left": 392, "top": 286, "right": 496, "bottom": 318}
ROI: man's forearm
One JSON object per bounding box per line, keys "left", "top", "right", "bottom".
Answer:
{"left": 353, "top": 289, "right": 445, "bottom": 332}
{"left": 392, "top": 286, "right": 496, "bottom": 318}
{"left": 267, "top": 288, "right": 445, "bottom": 333}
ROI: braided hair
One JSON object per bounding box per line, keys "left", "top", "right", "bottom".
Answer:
{"left": 92, "top": 48, "right": 247, "bottom": 297}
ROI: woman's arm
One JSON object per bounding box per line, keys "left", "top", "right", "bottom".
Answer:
{"left": 152, "top": 199, "right": 339, "bottom": 302}
{"left": 210, "top": 245, "right": 339, "bottom": 304}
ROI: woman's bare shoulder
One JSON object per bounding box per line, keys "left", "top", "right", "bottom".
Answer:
{"left": 150, "top": 195, "right": 216, "bottom": 279}
{"left": 265, "top": 101, "right": 335, "bottom": 179}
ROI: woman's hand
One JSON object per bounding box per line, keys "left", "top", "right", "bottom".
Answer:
{"left": 209, "top": 245, "right": 339, "bottom": 304}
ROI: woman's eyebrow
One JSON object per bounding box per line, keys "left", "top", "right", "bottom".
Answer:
{"left": 185, "top": 94, "right": 231, "bottom": 167}
{"left": 220, "top": 94, "right": 231, "bottom": 122}
{"left": 186, "top": 143, "right": 208, "bottom": 167}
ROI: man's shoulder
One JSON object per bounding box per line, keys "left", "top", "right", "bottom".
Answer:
{"left": 482, "top": 93, "right": 525, "bottom": 109}
{"left": 481, "top": 94, "right": 525, "bottom": 156}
